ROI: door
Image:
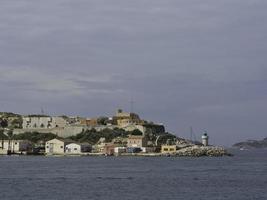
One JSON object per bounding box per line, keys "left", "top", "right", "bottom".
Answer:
{"left": 49, "top": 143, "right": 54, "bottom": 153}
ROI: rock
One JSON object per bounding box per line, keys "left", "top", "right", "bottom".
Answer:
{"left": 176, "top": 145, "right": 231, "bottom": 157}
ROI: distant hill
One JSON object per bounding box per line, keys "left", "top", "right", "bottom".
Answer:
{"left": 233, "top": 137, "right": 267, "bottom": 149}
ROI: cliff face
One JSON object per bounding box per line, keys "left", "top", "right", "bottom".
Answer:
{"left": 233, "top": 138, "right": 267, "bottom": 149}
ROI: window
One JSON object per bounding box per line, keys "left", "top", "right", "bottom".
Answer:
{"left": 74, "top": 148, "right": 77, "bottom": 150}
{"left": 60, "top": 146, "right": 63, "bottom": 148}
{"left": 15, "top": 142, "right": 17, "bottom": 145}
{"left": 46, "top": 146, "right": 49, "bottom": 148}
{"left": 164, "top": 148, "right": 168, "bottom": 151}
{"left": 170, "top": 148, "right": 174, "bottom": 151}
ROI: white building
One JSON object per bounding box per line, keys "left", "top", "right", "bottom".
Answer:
{"left": 45, "top": 138, "right": 73, "bottom": 154}
{"left": 22, "top": 116, "right": 68, "bottom": 129}
{"left": 114, "top": 147, "right": 126, "bottom": 155}
{"left": 0, "top": 140, "right": 32, "bottom": 153}
{"left": 65, "top": 143, "right": 91, "bottom": 154}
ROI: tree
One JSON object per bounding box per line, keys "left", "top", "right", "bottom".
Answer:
{"left": 0, "top": 118, "right": 8, "bottom": 128}
{"left": 131, "top": 129, "right": 143, "bottom": 136}
{"left": 10, "top": 118, "right": 23, "bottom": 128}
{"left": 97, "top": 117, "right": 109, "bottom": 125}
{"left": 13, "top": 132, "right": 58, "bottom": 144}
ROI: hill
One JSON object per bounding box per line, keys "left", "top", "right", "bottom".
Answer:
{"left": 233, "top": 137, "right": 267, "bottom": 149}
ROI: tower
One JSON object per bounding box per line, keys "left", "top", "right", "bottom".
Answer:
{"left": 202, "top": 132, "right": 209, "bottom": 146}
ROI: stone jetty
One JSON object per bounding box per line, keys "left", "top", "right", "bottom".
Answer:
{"left": 175, "top": 145, "right": 231, "bottom": 157}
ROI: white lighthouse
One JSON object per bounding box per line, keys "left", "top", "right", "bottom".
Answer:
{"left": 202, "top": 132, "right": 209, "bottom": 146}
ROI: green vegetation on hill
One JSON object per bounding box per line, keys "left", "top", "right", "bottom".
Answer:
{"left": 0, "top": 112, "right": 21, "bottom": 118}
{"left": 68, "top": 128, "right": 177, "bottom": 146}
{"left": 68, "top": 128, "right": 129, "bottom": 144}
{"left": 9, "top": 128, "right": 177, "bottom": 146}
{"left": 0, "top": 129, "right": 8, "bottom": 140}
{"left": 131, "top": 129, "right": 143, "bottom": 136}
{"left": 0, "top": 112, "right": 23, "bottom": 129}
{"left": 27, "top": 114, "right": 50, "bottom": 117}
{"left": 13, "top": 132, "right": 58, "bottom": 143}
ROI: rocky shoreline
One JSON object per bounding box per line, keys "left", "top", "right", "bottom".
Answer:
{"left": 175, "top": 145, "right": 232, "bottom": 157}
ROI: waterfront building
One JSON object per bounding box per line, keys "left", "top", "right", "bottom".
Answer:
{"left": 0, "top": 140, "right": 32, "bottom": 153}
{"left": 114, "top": 147, "right": 127, "bottom": 155}
{"left": 127, "top": 135, "right": 147, "bottom": 148}
{"left": 141, "top": 147, "right": 156, "bottom": 153}
{"left": 45, "top": 138, "right": 73, "bottom": 154}
{"left": 65, "top": 143, "right": 91, "bottom": 154}
{"left": 103, "top": 143, "right": 115, "bottom": 156}
{"left": 161, "top": 145, "right": 177, "bottom": 154}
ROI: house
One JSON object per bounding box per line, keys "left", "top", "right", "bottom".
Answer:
{"left": 161, "top": 145, "right": 177, "bottom": 154}
{"left": 65, "top": 143, "right": 91, "bottom": 154}
{"left": 103, "top": 143, "right": 115, "bottom": 156}
{"left": 114, "top": 147, "right": 126, "bottom": 155}
{"left": 0, "top": 140, "right": 32, "bottom": 153}
{"left": 127, "top": 135, "right": 147, "bottom": 148}
{"left": 141, "top": 147, "right": 156, "bottom": 153}
{"left": 45, "top": 138, "right": 73, "bottom": 154}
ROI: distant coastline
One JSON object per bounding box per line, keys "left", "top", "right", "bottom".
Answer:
{"left": 233, "top": 137, "right": 267, "bottom": 149}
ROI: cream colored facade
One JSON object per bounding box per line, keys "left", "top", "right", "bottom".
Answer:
{"left": 115, "top": 109, "right": 141, "bottom": 127}
{"left": 45, "top": 138, "right": 72, "bottom": 154}
{"left": 22, "top": 116, "right": 68, "bottom": 129}
{"left": 127, "top": 135, "right": 147, "bottom": 148}
{"left": 161, "top": 145, "right": 177, "bottom": 154}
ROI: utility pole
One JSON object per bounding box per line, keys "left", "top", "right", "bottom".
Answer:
{"left": 130, "top": 97, "right": 134, "bottom": 113}
{"left": 41, "top": 107, "right": 45, "bottom": 115}
{"left": 190, "top": 126, "right": 193, "bottom": 141}
{"left": 190, "top": 126, "right": 197, "bottom": 143}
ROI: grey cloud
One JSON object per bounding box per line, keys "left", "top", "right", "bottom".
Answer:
{"left": 0, "top": 0, "right": 267, "bottom": 146}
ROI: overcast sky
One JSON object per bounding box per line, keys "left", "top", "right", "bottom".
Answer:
{"left": 0, "top": 0, "right": 267, "bottom": 146}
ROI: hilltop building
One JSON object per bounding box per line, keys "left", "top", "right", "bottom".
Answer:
{"left": 113, "top": 109, "right": 165, "bottom": 135}
{"left": 22, "top": 116, "right": 67, "bottom": 129}
{"left": 113, "top": 109, "right": 141, "bottom": 127}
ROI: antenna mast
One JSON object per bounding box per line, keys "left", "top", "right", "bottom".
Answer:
{"left": 130, "top": 97, "right": 134, "bottom": 113}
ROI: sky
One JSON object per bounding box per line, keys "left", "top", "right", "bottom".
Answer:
{"left": 0, "top": 0, "right": 267, "bottom": 146}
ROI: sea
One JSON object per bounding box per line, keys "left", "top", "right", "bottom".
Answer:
{"left": 0, "top": 149, "right": 266, "bottom": 200}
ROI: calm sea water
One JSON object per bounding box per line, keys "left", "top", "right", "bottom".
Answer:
{"left": 0, "top": 150, "right": 266, "bottom": 200}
